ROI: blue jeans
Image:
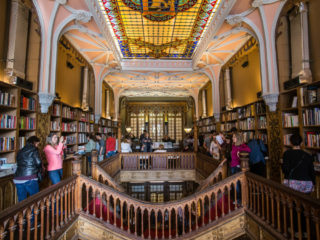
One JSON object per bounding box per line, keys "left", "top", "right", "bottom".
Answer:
{"left": 48, "top": 169, "right": 63, "bottom": 184}
{"left": 15, "top": 180, "right": 39, "bottom": 202}
{"left": 107, "top": 151, "right": 116, "bottom": 157}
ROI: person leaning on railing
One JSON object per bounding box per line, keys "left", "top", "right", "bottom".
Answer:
{"left": 14, "top": 136, "right": 42, "bottom": 202}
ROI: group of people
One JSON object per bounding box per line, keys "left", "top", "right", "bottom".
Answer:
{"left": 13, "top": 132, "right": 118, "bottom": 202}
{"left": 13, "top": 127, "right": 315, "bottom": 203}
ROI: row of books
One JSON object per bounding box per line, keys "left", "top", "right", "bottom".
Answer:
{"left": 304, "top": 132, "right": 320, "bottom": 148}
{"left": 255, "top": 101, "right": 266, "bottom": 115}
{"left": 302, "top": 108, "right": 320, "bottom": 126}
{"left": 198, "top": 117, "right": 214, "bottom": 126}
{"left": 221, "top": 122, "right": 237, "bottom": 132}
{"left": 257, "top": 116, "right": 267, "bottom": 129}
{"left": 0, "top": 91, "right": 15, "bottom": 107}
{"left": 61, "top": 123, "right": 77, "bottom": 132}
{"left": 78, "top": 133, "right": 87, "bottom": 144}
{"left": 0, "top": 114, "right": 16, "bottom": 129}
{"left": 283, "top": 134, "right": 293, "bottom": 145}
{"left": 65, "top": 136, "right": 76, "bottom": 145}
{"left": 52, "top": 104, "right": 61, "bottom": 116}
{"left": 20, "top": 117, "right": 36, "bottom": 130}
{"left": 239, "top": 118, "right": 255, "bottom": 130}
{"left": 20, "top": 95, "right": 36, "bottom": 111}
{"left": 243, "top": 132, "right": 254, "bottom": 143}
{"left": 238, "top": 105, "right": 254, "bottom": 119}
{"left": 79, "top": 122, "right": 90, "bottom": 132}
{"left": 222, "top": 111, "right": 237, "bottom": 122}
{"left": 79, "top": 112, "right": 90, "bottom": 122}
{"left": 62, "top": 106, "right": 77, "bottom": 119}
{"left": 51, "top": 121, "right": 60, "bottom": 131}
{"left": 282, "top": 113, "right": 299, "bottom": 127}
{"left": 300, "top": 85, "right": 320, "bottom": 106}
{"left": 199, "top": 125, "right": 216, "bottom": 134}
{"left": 0, "top": 137, "right": 15, "bottom": 152}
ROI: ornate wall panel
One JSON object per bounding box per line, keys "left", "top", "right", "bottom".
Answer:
{"left": 266, "top": 109, "right": 282, "bottom": 182}
{"left": 36, "top": 112, "right": 50, "bottom": 160}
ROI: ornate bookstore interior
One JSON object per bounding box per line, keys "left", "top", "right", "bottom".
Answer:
{"left": 0, "top": 0, "right": 320, "bottom": 239}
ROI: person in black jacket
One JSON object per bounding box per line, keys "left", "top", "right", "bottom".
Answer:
{"left": 14, "top": 136, "right": 42, "bottom": 202}
{"left": 282, "top": 133, "right": 315, "bottom": 194}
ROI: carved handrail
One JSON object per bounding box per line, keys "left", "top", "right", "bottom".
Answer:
{"left": 77, "top": 172, "right": 246, "bottom": 239}
{"left": 246, "top": 172, "right": 320, "bottom": 240}
{"left": 197, "top": 159, "right": 228, "bottom": 192}
{"left": 195, "top": 152, "right": 221, "bottom": 178}
{"left": 0, "top": 176, "right": 77, "bottom": 240}
{"left": 95, "top": 165, "right": 125, "bottom": 192}
{"left": 98, "top": 153, "right": 121, "bottom": 177}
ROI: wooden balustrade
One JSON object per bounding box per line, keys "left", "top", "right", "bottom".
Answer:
{"left": 246, "top": 172, "right": 320, "bottom": 240}
{"left": 0, "top": 176, "right": 77, "bottom": 240}
{"left": 0, "top": 175, "right": 16, "bottom": 211}
{"left": 120, "top": 152, "right": 196, "bottom": 171}
{"left": 197, "top": 159, "right": 228, "bottom": 192}
{"left": 99, "top": 154, "right": 121, "bottom": 178}
{"left": 78, "top": 171, "right": 246, "bottom": 239}
{"left": 196, "top": 152, "right": 221, "bottom": 178}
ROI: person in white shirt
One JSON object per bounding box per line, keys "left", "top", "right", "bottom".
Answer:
{"left": 121, "top": 138, "right": 132, "bottom": 153}
{"left": 210, "top": 136, "right": 220, "bottom": 160}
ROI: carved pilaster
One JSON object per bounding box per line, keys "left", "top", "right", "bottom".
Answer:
{"left": 263, "top": 93, "right": 279, "bottom": 112}
{"left": 214, "top": 113, "right": 220, "bottom": 123}
{"left": 81, "top": 66, "right": 89, "bottom": 111}
{"left": 266, "top": 109, "right": 282, "bottom": 182}
{"left": 38, "top": 92, "right": 55, "bottom": 113}
{"left": 202, "top": 89, "right": 207, "bottom": 118}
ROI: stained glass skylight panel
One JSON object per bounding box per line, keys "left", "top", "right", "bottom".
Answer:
{"left": 99, "top": 0, "right": 221, "bottom": 59}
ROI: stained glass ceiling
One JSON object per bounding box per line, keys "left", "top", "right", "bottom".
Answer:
{"left": 98, "top": 0, "right": 221, "bottom": 59}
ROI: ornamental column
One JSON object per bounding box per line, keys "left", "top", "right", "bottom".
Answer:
{"left": 81, "top": 66, "right": 89, "bottom": 111}
{"left": 224, "top": 68, "right": 232, "bottom": 110}
{"left": 106, "top": 88, "right": 110, "bottom": 119}
{"left": 201, "top": 89, "right": 207, "bottom": 118}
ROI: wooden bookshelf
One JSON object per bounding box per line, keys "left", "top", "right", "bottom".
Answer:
{"left": 0, "top": 82, "right": 18, "bottom": 163}
{"left": 279, "top": 80, "right": 320, "bottom": 161}
{"left": 219, "top": 100, "right": 268, "bottom": 144}
{"left": 197, "top": 116, "right": 216, "bottom": 135}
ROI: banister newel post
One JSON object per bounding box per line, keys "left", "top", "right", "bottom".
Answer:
{"left": 72, "top": 155, "right": 82, "bottom": 213}
{"left": 239, "top": 152, "right": 249, "bottom": 208}
{"left": 239, "top": 152, "right": 250, "bottom": 172}
{"left": 91, "top": 150, "right": 99, "bottom": 180}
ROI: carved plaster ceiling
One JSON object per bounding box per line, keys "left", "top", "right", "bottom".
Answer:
{"left": 60, "top": 0, "right": 254, "bottom": 97}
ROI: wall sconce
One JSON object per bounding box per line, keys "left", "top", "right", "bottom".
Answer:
{"left": 126, "top": 127, "right": 132, "bottom": 133}
{"left": 184, "top": 128, "right": 192, "bottom": 134}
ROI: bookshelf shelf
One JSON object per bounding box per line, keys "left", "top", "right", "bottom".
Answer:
{"left": 0, "top": 150, "right": 15, "bottom": 154}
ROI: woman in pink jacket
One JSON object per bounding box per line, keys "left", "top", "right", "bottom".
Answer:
{"left": 44, "top": 133, "right": 65, "bottom": 184}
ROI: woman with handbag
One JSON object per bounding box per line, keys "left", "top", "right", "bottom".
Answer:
{"left": 282, "top": 133, "right": 315, "bottom": 194}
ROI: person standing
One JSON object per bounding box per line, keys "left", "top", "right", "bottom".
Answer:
{"left": 248, "top": 136, "right": 267, "bottom": 177}
{"left": 121, "top": 138, "right": 132, "bottom": 153}
{"left": 85, "top": 134, "right": 96, "bottom": 176}
{"left": 282, "top": 133, "right": 315, "bottom": 193}
{"left": 44, "top": 134, "right": 65, "bottom": 184}
{"left": 231, "top": 133, "right": 251, "bottom": 175}
{"left": 141, "top": 132, "right": 153, "bottom": 152}
{"left": 14, "top": 136, "right": 42, "bottom": 202}
{"left": 210, "top": 136, "right": 220, "bottom": 160}
{"left": 106, "top": 132, "right": 116, "bottom": 157}
{"left": 95, "top": 133, "right": 106, "bottom": 161}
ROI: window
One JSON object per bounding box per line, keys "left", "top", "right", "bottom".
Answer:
{"left": 130, "top": 113, "right": 137, "bottom": 137}
{"left": 169, "top": 184, "right": 183, "bottom": 201}
{"left": 131, "top": 185, "right": 145, "bottom": 201}
{"left": 138, "top": 113, "right": 145, "bottom": 138}
{"left": 168, "top": 113, "right": 183, "bottom": 142}
{"left": 150, "top": 184, "right": 164, "bottom": 203}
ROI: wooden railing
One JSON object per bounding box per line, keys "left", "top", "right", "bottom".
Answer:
{"left": 0, "top": 176, "right": 77, "bottom": 240}
{"left": 246, "top": 172, "right": 320, "bottom": 240}
{"left": 77, "top": 171, "right": 246, "bottom": 239}
{"left": 1, "top": 151, "right": 319, "bottom": 240}
{"left": 99, "top": 153, "right": 121, "bottom": 178}
{"left": 197, "top": 159, "right": 228, "bottom": 192}
{"left": 120, "top": 152, "right": 196, "bottom": 171}
{"left": 0, "top": 175, "right": 16, "bottom": 212}
{"left": 196, "top": 152, "right": 221, "bottom": 178}
{"left": 91, "top": 151, "right": 124, "bottom": 192}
